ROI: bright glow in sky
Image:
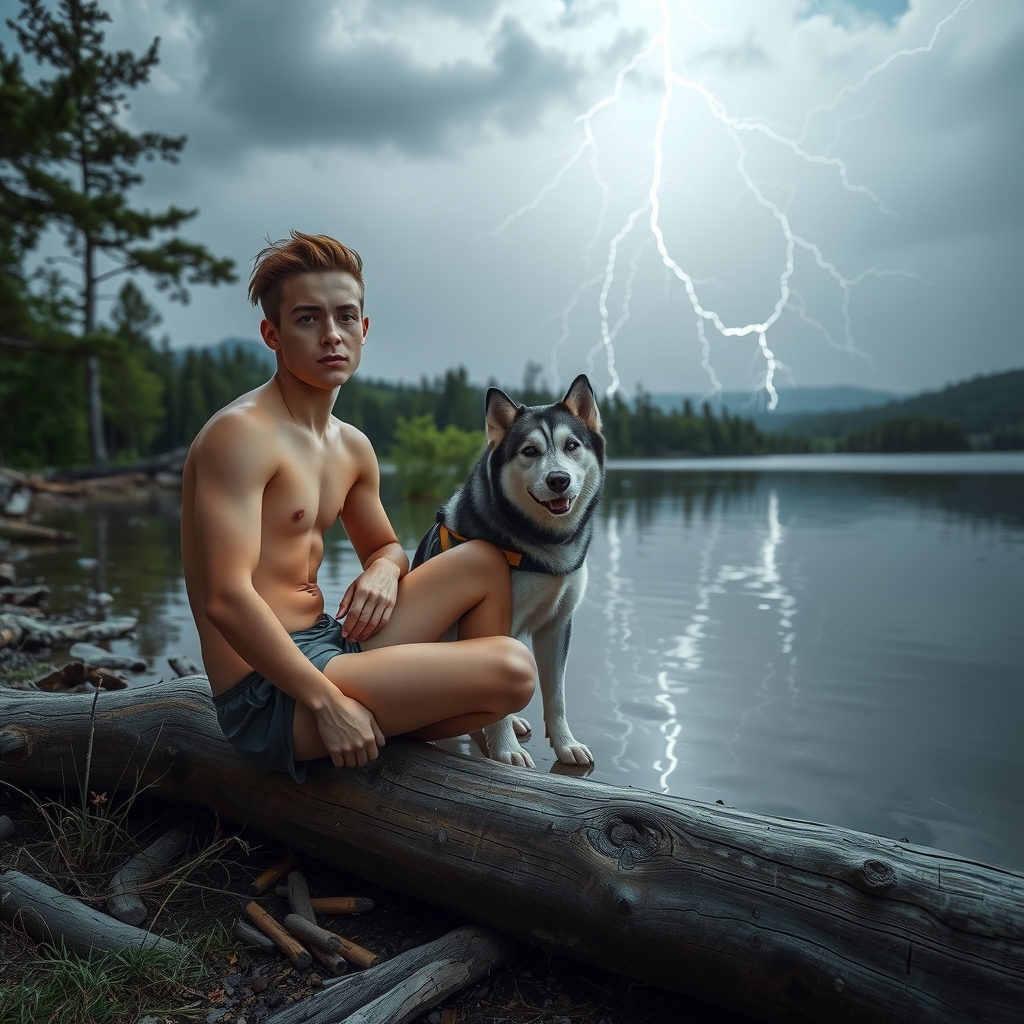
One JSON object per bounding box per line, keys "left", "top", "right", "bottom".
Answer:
{"left": 10, "top": 0, "right": 1022, "bottom": 399}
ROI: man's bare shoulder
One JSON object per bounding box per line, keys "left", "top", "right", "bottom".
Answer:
{"left": 332, "top": 418, "right": 379, "bottom": 473}
{"left": 187, "top": 386, "right": 282, "bottom": 478}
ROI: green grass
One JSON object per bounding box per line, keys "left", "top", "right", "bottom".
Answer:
{"left": 0, "top": 662, "right": 54, "bottom": 683}
{"left": 0, "top": 940, "right": 205, "bottom": 1024}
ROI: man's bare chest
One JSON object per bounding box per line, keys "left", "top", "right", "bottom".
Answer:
{"left": 262, "top": 451, "right": 356, "bottom": 538}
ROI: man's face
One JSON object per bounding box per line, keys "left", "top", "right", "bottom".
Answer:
{"left": 260, "top": 271, "right": 368, "bottom": 390}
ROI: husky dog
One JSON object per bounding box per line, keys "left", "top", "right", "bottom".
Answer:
{"left": 413, "top": 374, "right": 605, "bottom": 767}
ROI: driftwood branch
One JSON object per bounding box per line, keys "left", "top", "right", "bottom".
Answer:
{"left": 251, "top": 854, "right": 296, "bottom": 896}
{"left": 246, "top": 901, "right": 312, "bottom": 969}
{"left": 0, "top": 519, "right": 78, "bottom": 543}
{"left": 285, "top": 870, "right": 348, "bottom": 977}
{"left": 5, "top": 615, "right": 136, "bottom": 649}
{"left": 0, "top": 870, "right": 185, "bottom": 957}
{"left": 342, "top": 960, "right": 468, "bottom": 1024}
{"left": 45, "top": 447, "right": 188, "bottom": 483}
{"left": 0, "top": 678, "right": 1022, "bottom": 1024}
{"left": 233, "top": 917, "right": 276, "bottom": 954}
{"left": 106, "top": 827, "right": 189, "bottom": 925}
{"left": 272, "top": 925, "right": 519, "bottom": 1024}
{"left": 285, "top": 914, "right": 341, "bottom": 953}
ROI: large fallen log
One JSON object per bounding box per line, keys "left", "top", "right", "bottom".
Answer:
{"left": 0, "top": 678, "right": 1020, "bottom": 1024}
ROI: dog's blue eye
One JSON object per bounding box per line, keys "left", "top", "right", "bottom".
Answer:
{"left": 565, "top": 439, "right": 579, "bottom": 452}
{"left": 522, "top": 446, "right": 539, "bottom": 457}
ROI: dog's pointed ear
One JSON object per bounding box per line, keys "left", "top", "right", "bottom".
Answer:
{"left": 485, "top": 387, "right": 521, "bottom": 446}
{"left": 561, "top": 374, "right": 602, "bottom": 433}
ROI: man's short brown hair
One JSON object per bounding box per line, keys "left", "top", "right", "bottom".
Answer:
{"left": 248, "top": 231, "right": 364, "bottom": 324}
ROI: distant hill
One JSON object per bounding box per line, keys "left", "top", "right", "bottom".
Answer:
{"left": 649, "top": 385, "right": 900, "bottom": 425}
{"left": 767, "top": 368, "right": 1024, "bottom": 438}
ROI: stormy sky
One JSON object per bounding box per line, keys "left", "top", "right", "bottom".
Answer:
{"left": 12, "top": 0, "right": 1024, "bottom": 402}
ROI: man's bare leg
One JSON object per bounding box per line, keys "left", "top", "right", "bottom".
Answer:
{"left": 292, "top": 541, "right": 535, "bottom": 760}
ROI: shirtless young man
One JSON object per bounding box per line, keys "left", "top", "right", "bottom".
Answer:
{"left": 181, "top": 232, "right": 535, "bottom": 781}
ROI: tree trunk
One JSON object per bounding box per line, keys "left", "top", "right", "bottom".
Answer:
{"left": 84, "top": 351, "right": 107, "bottom": 465}
{"left": 0, "top": 678, "right": 1021, "bottom": 1024}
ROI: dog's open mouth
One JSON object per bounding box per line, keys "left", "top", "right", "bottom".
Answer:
{"left": 530, "top": 493, "right": 574, "bottom": 516}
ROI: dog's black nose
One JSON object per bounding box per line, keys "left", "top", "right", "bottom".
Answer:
{"left": 546, "top": 471, "right": 571, "bottom": 494}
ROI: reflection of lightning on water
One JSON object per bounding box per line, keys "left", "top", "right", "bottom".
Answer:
{"left": 653, "top": 520, "right": 719, "bottom": 791}
{"left": 599, "top": 509, "right": 637, "bottom": 773}
{"left": 658, "top": 489, "right": 799, "bottom": 785}
{"left": 480, "top": 0, "right": 972, "bottom": 409}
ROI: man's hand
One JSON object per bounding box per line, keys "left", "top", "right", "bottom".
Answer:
{"left": 315, "top": 685, "right": 386, "bottom": 768}
{"left": 336, "top": 557, "right": 401, "bottom": 642}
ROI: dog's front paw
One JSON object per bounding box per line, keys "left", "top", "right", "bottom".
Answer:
{"left": 547, "top": 720, "right": 594, "bottom": 766}
{"left": 484, "top": 718, "right": 536, "bottom": 769}
{"left": 488, "top": 740, "right": 536, "bottom": 768}
{"left": 511, "top": 715, "right": 532, "bottom": 738}
{"left": 555, "top": 741, "right": 593, "bottom": 766}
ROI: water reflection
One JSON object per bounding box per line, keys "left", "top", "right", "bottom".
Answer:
{"left": 11, "top": 463, "right": 1024, "bottom": 871}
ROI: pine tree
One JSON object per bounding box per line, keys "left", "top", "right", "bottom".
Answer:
{"left": 5, "top": 0, "right": 235, "bottom": 463}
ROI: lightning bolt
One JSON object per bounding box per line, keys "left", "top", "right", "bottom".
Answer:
{"left": 479, "top": 0, "right": 971, "bottom": 411}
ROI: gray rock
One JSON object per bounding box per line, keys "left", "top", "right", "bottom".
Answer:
{"left": 206, "top": 1011, "right": 228, "bottom": 1024}
{"left": 427, "top": 1013, "right": 441, "bottom": 1024}
{"left": 69, "top": 642, "right": 146, "bottom": 671}
{"left": 2, "top": 487, "right": 32, "bottom": 517}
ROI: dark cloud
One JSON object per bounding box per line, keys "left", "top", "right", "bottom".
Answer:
{"left": 181, "top": 0, "right": 579, "bottom": 155}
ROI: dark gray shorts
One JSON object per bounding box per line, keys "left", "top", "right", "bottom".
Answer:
{"left": 212, "top": 614, "right": 361, "bottom": 783}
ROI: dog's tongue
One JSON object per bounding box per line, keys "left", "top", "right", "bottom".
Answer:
{"left": 547, "top": 497, "right": 570, "bottom": 513}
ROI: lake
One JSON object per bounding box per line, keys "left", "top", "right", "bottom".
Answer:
{"left": 12, "top": 453, "right": 1024, "bottom": 872}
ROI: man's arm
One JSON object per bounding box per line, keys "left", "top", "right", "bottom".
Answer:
{"left": 336, "top": 427, "right": 410, "bottom": 643}
{"left": 193, "top": 412, "right": 384, "bottom": 767}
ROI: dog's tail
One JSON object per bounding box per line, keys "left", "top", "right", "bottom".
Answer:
{"left": 411, "top": 512, "right": 445, "bottom": 569}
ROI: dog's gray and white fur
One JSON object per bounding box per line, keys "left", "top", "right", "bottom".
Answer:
{"left": 412, "top": 374, "right": 605, "bottom": 767}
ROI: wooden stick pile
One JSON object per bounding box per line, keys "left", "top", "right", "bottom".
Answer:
{"left": 236, "top": 857, "right": 518, "bottom": 1024}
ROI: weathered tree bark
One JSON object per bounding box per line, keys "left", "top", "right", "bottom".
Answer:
{"left": 0, "top": 870, "right": 185, "bottom": 957}
{"left": 0, "top": 678, "right": 1021, "bottom": 1024}
{"left": 274, "top": 926, "right": 518, "bottom": 1024}
{"left": 106, "top": 827, "right": 189, "bottom": 925}
{"left": 341, "top": 960, "right": 469, "bottom": 1024}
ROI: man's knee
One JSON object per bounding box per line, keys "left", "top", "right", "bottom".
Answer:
{"left": 462, "top": 539, "right": 511, "bottom": 582}
{"left": 493, "top": 636, "right": 535, "bottom": 711}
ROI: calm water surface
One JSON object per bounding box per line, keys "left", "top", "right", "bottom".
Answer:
{"left": 14, "top": 454, "right": 1024, "bottom": 871}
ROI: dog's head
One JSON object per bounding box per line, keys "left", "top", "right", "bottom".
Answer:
{"left": 485, "top": 374, "right": 605, "bottom": 535}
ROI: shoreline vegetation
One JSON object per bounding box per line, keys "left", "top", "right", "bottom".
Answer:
{"left": 2, "top": 316, "right": 1021, "bottom": 479}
